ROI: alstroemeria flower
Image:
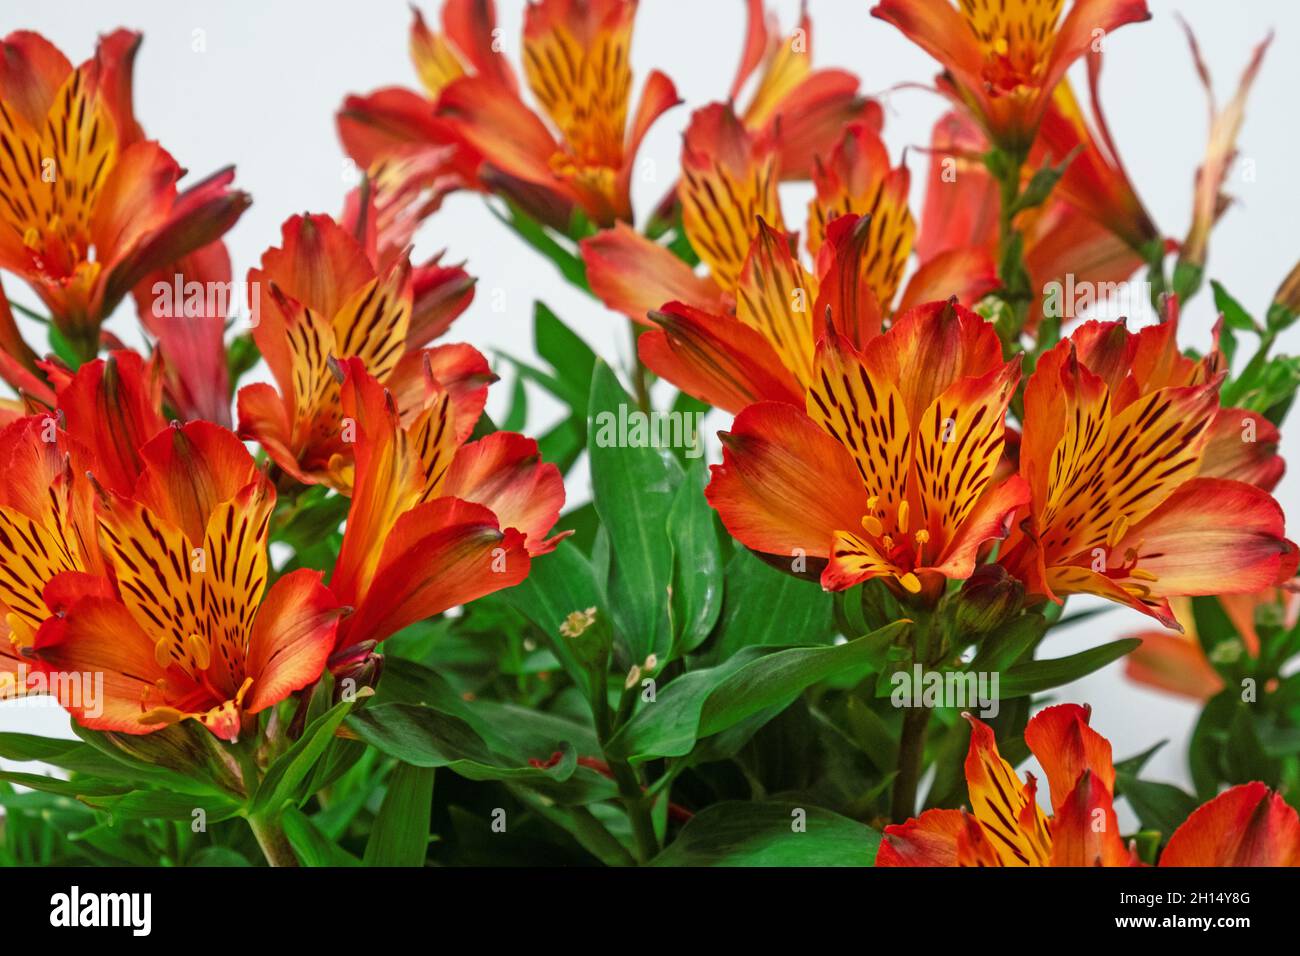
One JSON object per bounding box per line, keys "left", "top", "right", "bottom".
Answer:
{"left": 0, "top": 30, "right": 249, "bottom": 360}
{"left": 583, "top": 108, "right": 996, "bottom": 412}
{"left": 327, "top": 354, "right": 565, "bottom": 668}
{"left": 1125, "top": 589, "right": 1298, "bottom": 701}
{"left": 728, "top": 0, "right": 883, "bottom": 181}
{"left": 0, "top": 414, "right": 105, "bottom": 696}
{"left": 432, "top": 0, "right": 679, "bottom": 227}
{"left": 920, "top": 103, "right": 1152, "bottom": 333}
{"left": 1035, "top": 54, "right": 1160, "bottom": 259}
{"left": 871, "top": 0, "right": 1151, "bottom": 152}
{"left": 707, "top": 299, "right": 1027, "bottom": 598}
{"left": 30, "top": 421, "right": 344, "bottom": 741}
{"left": 879, "top": 703, "right": 1300, "bottom": 866}
{"left": 1176, "top": 21, "right": 1271, "bottom": 277}
{"left": 237, "top": 212, "right": 474, "bottom": 491}
{"left": 338, "top": 2, "right": 523, "bottom": 224}
{"left": 880, "top": 705, "right": 1138, "bottom": 866}
{"left": 999, "top": 314, "right": 1294, "bottom": 628}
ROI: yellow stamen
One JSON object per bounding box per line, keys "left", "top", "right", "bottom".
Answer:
{"left": 1129, "top": 568, "right": 1159, "bottom": 582}
{"left": 186, "top": 634, "right": 211, "bottom": 671}
{"left": 914, "top": 529, "right": 930, "bottom": 564}
{"left": 1107, "top": 514, "right": 1130, "bottom": 550}
{"left": 898, "top": 501, "right": 910, "bottom": 535}
{"left": 897, "top": 572, "right": 922, "bottom": 594}
{"left": 883, "top": 535, "right": 895, "bottom": 551}
{"left": 866, "top": 495, "right": 880, "bottom": 513}
{"left": 862, "top": 515, "right": 884, "bottom": 537}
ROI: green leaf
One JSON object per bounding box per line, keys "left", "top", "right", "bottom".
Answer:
{"left": 80, "top": 789, "right": 242, "bottom": 823}
{"left": 347, "top": 702, "right": 614, "bottom": 804}
{"left": 588, "top": 361, "right": 683, "bottom": 660}
{"left": 500, "top": 537, "right": 604, "bottom": 698}
{"left": 364, "top": 763, "right": 435, "bottom": 867}
{"left": 969, "top": 612, "right": 1047, "bottom": 672}
{"left": 995, "top": 638, "right": 1140, "bottom": 698}
{"left": 281, "top": 806, "right": 363, "bottom": 867}
{"left": 650, "top": 801, "right": 879, "bottom": 866}
{"left": 667, "top": 458, "right": 723, "bottom": 657}
{"left": 536, "top": 302, "right": 597, "bottom": 406}
{"left": 488, "top": 199, "right": 589, "bottom": 292}
{"left": 1211, "top": 280, "right": 1260, "bottom": 333}
{"left": 1115, "top": 773, "right": 1199, "bottom": 838}
{"left": 710, "top": 549, "right": 834, "bottom": 661}
{"left": 251, "top": 697, "right": 358, "bottom": 816}
{"left": 609, "top": 621, "right": 908, "bottom": 763}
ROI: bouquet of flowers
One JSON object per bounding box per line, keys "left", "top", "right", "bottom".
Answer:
{"left": 0, "top": 0, "right": 1296, "bottom": 871}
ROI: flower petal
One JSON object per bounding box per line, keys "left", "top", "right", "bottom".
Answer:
{"left": 244, "top": 568, "right": 343, "bottom": 713}
{"left": 1161, "top": 782, "right": 1300, "bottom": 867}
{"left": 707, "top": 400, "right": 868, "bottom": 561}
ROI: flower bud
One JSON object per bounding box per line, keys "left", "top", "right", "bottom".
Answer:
{"left": 953, "top": 565, "right": 1025, "bottom": 636}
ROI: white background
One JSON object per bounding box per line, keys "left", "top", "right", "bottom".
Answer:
{"left": 3, "top": 1, "right": 1298, "bottom": 816}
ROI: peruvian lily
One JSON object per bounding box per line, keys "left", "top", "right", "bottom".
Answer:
{"left": 1174, "top": 20, "right": 1272, "bottom": 291}
{"left": 1125, "top": 589, "right": 1298, "bottom": 701}
{"left": 237, "top": 211, "right": 474, "bottom": 491}
{"left": 0, "top": 348, "right": 186, "bottom": 698}
{"left": 338, "top": 2, "right": 520, "bottom": 227}
{"left": 871, "top": 0, "right": 1151, "bottom": 153}
{"left": 30, "top": 420, "right": 345, "bottom": 741}
{"left": 0, "top": 29, "right": 249, "bottom": 361}
{"left": 582, "top": 105, "right": 996, "bottom": 411}
{"left": 432, "top": 0, "right": 680, "bottom": 228}
{"left": 1034, "top": 54, "right": 1161, "bottom": 262}
{"left": 878, "top": 703, "right": 1300, "bottom": 866}
{"left": 999, "top": 313, "right": 1295, "bottom": 628}
{"left": 920, "top": 102, "right": 1154, "bottom": 333}
{"left": 644, "top": 0, "right": 883, "bottom": 227}
{"left": 706, "top": 298, "right": 1027, "bottom": 599}
{"left": 729, "top": 0, "right": 882, "bottom": 181}
{"left": 326, "top": 353, "right": 566, "bottom": 669}
{"left": 0, "top": 413, "right": 105, "bottom": 697}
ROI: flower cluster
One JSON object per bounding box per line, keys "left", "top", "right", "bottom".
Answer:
{"left": 0, "top": 1, "right": 1296, "bottom": 872}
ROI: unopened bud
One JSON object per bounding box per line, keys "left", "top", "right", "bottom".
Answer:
{"left": 954, "top": 565, "right": 1024, "bottom": 635}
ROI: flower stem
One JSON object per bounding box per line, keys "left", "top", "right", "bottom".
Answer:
{"left": 628, "top": 318, "right": 651, "bottom": 414}
{"left": 609, "top": 757, "right": 658, "bottom": 864}
{"left": 248, "top": 813, "right": 300, "bottom": 867}
{"left": 891, "top": 705, "right": 931, "bottom": 824}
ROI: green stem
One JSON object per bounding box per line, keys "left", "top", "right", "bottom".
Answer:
{"left": 891, "top": 706, "right": 932, "bottom": 824}
{"left": 992, "top": 147, "right": 1032, "bottom": 352}
{"left": 569, "top": 806, "right": 638, "bottom": 867}
{"left": 890, "top": 612, "right": 937, "bottom": 824}
{"left": 248, "top": 813, "right": 299, "bottom": 867}
{"left": 609, "top": 757, "right": 658, "bottom": 864}
{"left": 628, "top": 318, "right": 651, "bottom": 414}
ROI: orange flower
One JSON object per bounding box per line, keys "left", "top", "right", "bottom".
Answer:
{"left": 872, "top": 0, "right": 1151, "bottom": 152}
{"left": 0, "top": 30, "right": 249, "bottom": 359}
{"left": 236, "top": 211, "right": 475, "bottom": 490}
{"left": 920, "top": 99, "right": 1155, "bottom": 332}
{"left": 338, "top": 2, "right": 523, "bottom": 225}
{"left": 1035, "top": 54, "right": 1160, "bottom": 257}
{"left": 326, "top": 354, "right": 566, "bottom": 668}
{"left": 1125, "top": 589, "right": 1298, "bottom": 701}
{"left": 706, "top": 299, "right": 1027, "bottom": 598}
{"left": 1000, "top": 313, "right": 1294, "bottom": 628}
{"left": 1176, "top": 20, "right": 1272, "bottom": 280}
{"left": 30, "top": 421, "right": 345, "bottom": 741}
{"left": 729, "top": 0, "right": 882, "bottom": 180}
{"left": 878, "top": 703, "right": 1300, "bottom": 866}
{"left": 343, "top": 0, "right": 681, "bottom": 230}
{"left": 0, "top": 414, "right": 105, "bottom": 696}
{"left": 582, "top": 105, "right": 997, "bottom": 412}
{"left": 425, "top": 0, "right": 678, "bottom": 227}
